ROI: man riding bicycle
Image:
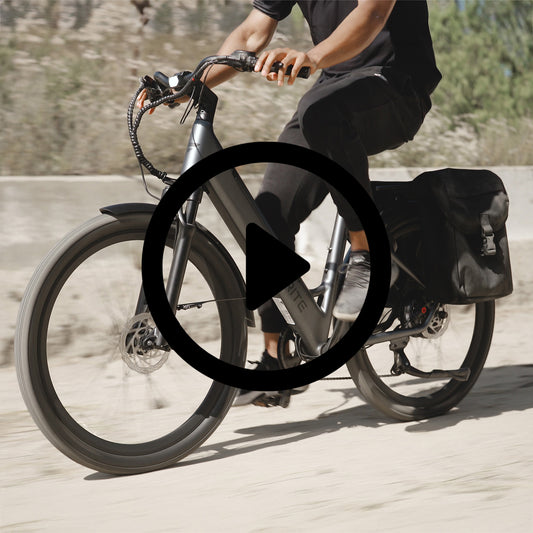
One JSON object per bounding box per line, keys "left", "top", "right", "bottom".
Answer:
{"left": 138, "top": 0, "right": 441, "bottom": 406}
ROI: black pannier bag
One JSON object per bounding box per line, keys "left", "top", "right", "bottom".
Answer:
{"left": 412, "top": 168, "right": 513, "bottom": 304}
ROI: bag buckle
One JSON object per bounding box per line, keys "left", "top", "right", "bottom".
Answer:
{"left": 480, "top": 213, "right": 496, "bottom": 256}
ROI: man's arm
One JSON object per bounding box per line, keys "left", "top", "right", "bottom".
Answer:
{"left": 308, "top": 0, "right": 396, "bottom": 69}
{"left": 136, "top": 8, "right": 276, "bottom": 110}
{"left": 256, "top": 0, "right": 396, "bottom": 86}
{"left": 203, "top": 8, "right": 278, "bottom": 87}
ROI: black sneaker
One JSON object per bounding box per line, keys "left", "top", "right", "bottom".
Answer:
{"left": 233, "top": 351, "right": 308, "bottom": 407}
{"left": 333, "top": 250, "right": 371, "bottom": 322}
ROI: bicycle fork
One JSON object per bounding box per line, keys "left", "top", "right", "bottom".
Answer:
{"left": 145, "top": 190, "right": 202, "bottom": 349}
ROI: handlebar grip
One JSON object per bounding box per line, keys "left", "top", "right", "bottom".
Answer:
{"left": 271, "top": 61, "right": 310, "bottom": 79}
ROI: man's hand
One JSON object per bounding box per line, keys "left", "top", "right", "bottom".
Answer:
{"left": 136, "top": 88, "right": 156, "bottom": 114}
{"left": 254, "top": 47, "right": 317, "bottom": 86}
{"left": 135, "top": 88, "right": 190, "bottom": 114}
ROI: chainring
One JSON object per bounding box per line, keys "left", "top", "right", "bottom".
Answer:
{"left": 277, "top": 327, "right": 304, "bottom": 369}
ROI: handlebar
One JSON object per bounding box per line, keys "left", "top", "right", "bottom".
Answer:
{"left": 150, "top": 50, "right": 310, "bottom": 99}
{"left": 128, "top": 51, "right": 311, "bottom": 183}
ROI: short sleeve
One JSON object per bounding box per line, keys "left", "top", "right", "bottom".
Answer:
{"left": 252, "top": 0, "right": 296, "bottom": 21}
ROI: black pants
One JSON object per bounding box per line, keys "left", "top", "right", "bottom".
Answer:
{"left": 256, "top": 66, "right": 430, "bottom": 333}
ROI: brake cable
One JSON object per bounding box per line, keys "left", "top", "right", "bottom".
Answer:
{"left": 127, "top": 58, "right": 221, "bottom": 183}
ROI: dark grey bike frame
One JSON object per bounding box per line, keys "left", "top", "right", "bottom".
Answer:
{"left": 159, "top": 90, "right": 348, "bottom": 357}
{"left": 160, "top": 86, "right": 437, "bottom": 357}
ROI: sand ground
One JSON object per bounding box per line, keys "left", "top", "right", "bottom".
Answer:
{"left": 1, "top": 170, "right": 532, "bottom": 532}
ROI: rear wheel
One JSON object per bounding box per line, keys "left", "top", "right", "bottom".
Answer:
{"left": 15, "top": 211, "right": 247, "bottom": 474}
{"left": 347, "top": 218, "right": 495, "bottom": 421}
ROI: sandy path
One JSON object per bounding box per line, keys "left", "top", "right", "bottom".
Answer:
{"left": 1, "top": 172, "right": 532, "bottom": 532}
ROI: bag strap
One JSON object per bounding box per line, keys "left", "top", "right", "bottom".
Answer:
{"left": 480, "top": 213, "right": 496, "bottom": 256}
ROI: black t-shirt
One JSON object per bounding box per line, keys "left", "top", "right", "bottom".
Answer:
{"left": 252, "top": 0, "right": 441, "bottom": 95}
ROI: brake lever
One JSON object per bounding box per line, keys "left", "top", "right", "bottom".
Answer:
{"left": 141, "top": 75, "right": 163, "bottom": 102}
{"left": 153, "top": 70, "right": 196, "bottom": 108}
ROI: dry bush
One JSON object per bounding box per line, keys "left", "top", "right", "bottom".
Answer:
{"left": 1, "top": 1, "right": 532, "bottom": 176}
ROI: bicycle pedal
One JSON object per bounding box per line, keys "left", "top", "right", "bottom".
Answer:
{"left": 252, "top": 392, "right": 291, "bottom": 408}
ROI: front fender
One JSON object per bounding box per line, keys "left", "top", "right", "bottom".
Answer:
{"left": 100, "top": 202, "right": 254, "bottom": 327}
{"left": 100, "top": 202, "right": 157, "bottom": 218}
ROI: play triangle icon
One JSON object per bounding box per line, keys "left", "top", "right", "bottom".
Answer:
{"left": 245, "top": 223, "right": 310, "bottom": 311}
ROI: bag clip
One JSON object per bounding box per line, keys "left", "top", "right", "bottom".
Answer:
{"left": 480, "top": 213, "right": 496, "bottom": 256}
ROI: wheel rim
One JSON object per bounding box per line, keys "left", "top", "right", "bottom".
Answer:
{"left": 25, "top": 218, "right": 241, "bottom": 456}
{"left": 358, "top": 302, "right": 491, "bottom": 406}
{"left": 348, "top": 213, "right": 494, "bottom": 418}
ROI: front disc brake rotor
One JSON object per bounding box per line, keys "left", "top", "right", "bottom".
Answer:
{"left": 120, "top": 313, "right": 169, "bottom": 374}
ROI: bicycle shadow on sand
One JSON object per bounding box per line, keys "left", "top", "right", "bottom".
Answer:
{"left": 84, "top": 364, "right": 533, "bottom": 479}
{"left": 404, "top": 363, "right": 533, "bottom": 432}
{"left": 179, "top": 364, "right": 533, "bottom": 466}
{"left": 85, "top": 386, "right": 389, "bottom": 480}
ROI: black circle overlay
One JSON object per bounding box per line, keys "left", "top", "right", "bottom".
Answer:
{"left": 142, "top": 142, "right": 390, "bottom": 391}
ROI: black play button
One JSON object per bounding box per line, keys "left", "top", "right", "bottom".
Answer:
{"left": 245, "top": 223, "right": 310, "bottom": 310}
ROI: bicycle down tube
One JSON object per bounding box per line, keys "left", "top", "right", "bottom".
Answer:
{"left": 166, "top": 91, "right": 334, "bottom": 357}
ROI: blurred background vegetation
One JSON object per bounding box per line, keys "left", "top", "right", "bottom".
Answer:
{"left": 0, "top": 0, "right": 532, "bottom": 176}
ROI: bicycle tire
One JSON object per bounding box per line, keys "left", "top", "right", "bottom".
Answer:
{"left": 15, "top": 211, "right": 247, "bottom": 474}
{"left": 347, "top": 218, "right": 495, "bottom": 421}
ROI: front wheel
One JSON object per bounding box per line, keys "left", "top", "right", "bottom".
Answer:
{"left": 15, "top": 211, "right": 248, "bottom": 474}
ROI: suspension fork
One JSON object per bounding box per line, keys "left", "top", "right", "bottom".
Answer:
{"left": 145, "top": 187, "right": 203, "bottom": 347}
{"left": 133, "top": 215, "right": 196, "bottom": 321}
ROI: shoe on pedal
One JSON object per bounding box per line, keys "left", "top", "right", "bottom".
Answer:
{"left": 233, "top": 351, "right": 308, "bottom": 407}
{"left": 333, "top": 250, "right": 370, "bottom": 322}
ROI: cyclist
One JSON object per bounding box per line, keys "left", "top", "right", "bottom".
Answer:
{"left": 138, "top": 0, "right": 441, "bottom": 406}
